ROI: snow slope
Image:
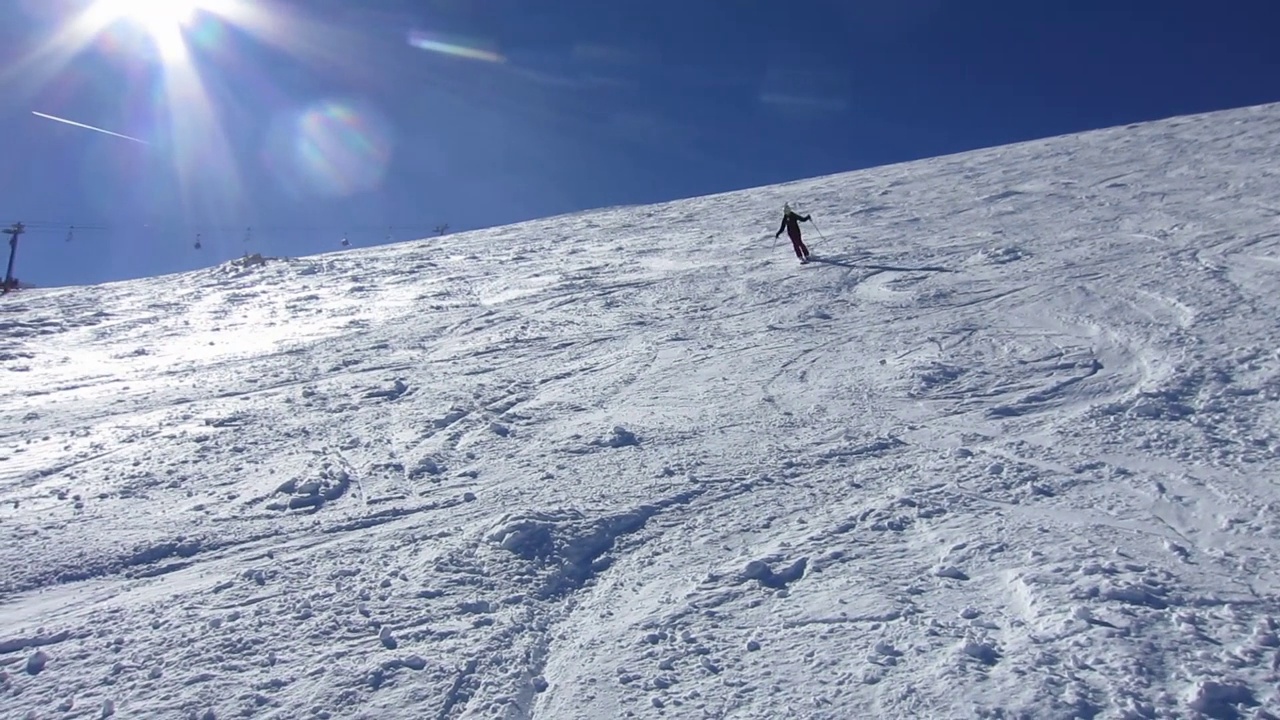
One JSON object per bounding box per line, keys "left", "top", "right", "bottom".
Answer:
{"left": 3, "top": 102, "right": 1280, "bottom": 720}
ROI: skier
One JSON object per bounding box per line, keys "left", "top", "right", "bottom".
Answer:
{"left": 775, "top": 203, "right": 811, "bottom": 262}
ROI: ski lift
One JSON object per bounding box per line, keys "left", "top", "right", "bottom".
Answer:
{"left": 341, "top": 233, "right": 350, "bottom": 247}
{"left": 66, "top": 225, "right": 75, "bottom": 242}
{"left": 244, "top": 227, "right": 252, "bottom": 243}
{"left": 386, "top": 226, "right": 393, "bottom": 242}
{"left": 194, "top": 232, "right": 202, "bottom": 250}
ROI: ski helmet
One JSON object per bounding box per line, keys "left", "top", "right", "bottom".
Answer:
{"left": 783, "top": 203, "right": 792, "bottom": 214}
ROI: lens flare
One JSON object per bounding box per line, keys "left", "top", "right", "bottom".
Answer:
{"left": 408, "top": 30, "right": 505, "bottom": 64}
{"left": 185, "top": 13, "right": 226, "bottom": 53}
{"left": 263, "top": 100, "right": 394, "bottom": 199}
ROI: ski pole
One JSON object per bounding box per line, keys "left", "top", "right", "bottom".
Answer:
{"left": 801, "top": 213, "right": 827, "bottom": 253}
{"left": 811, "top": 216, "right": 828, "bottom": 243}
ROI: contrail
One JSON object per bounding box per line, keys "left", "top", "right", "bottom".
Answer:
{"left": 32, "top": 111, "right": 149, "bottom": 145}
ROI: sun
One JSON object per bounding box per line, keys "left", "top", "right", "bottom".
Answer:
{"left": 98, "top": 0, "right": 201, "bottom": 27}
{"left": 96, "top": 0, "right": 203, "bottom": 58}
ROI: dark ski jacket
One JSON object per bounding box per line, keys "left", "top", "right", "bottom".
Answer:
{"left": 776, "top": 211, "right": 811, "bottom": 239}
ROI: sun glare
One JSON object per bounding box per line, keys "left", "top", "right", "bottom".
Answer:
{"left": 102, "top": 0, "right": 200, "bottom": 27}
{"left": 9, "top": 0, "right": 379, "bottom": 245}
{"left": 96, "top": 0, "right": 201, "bottom": 58}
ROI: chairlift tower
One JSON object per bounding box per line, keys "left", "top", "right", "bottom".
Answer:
{"left": 2, "top": 222, "right": 25, "bottom": 294}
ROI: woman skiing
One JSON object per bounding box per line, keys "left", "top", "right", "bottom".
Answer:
{"left": 775, "top": 203, "right": 812, "bottom": 262}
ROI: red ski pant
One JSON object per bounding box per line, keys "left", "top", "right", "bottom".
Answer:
{"left": 788, "top": 228, "right": 809, "bottom": 259}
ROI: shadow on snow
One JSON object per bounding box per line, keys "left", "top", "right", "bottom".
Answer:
{"left": 809, "top": 255, "right": 955, "bottom": 273}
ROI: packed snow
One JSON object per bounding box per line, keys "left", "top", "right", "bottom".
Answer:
{"left": 3, "top": 102, "right": 1280, "bottom": 719}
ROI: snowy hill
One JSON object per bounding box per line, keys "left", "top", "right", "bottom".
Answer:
{"left": 3, "top": 103, "right": 1280, "bottom": 720}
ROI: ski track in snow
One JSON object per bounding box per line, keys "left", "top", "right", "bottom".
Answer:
{"left": 2, "top": 104, "right": 1280, "bottom": 719}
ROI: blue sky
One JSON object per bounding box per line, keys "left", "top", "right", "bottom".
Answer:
{"left": 1, "top": 0, "right": 1278, "bottom": 287}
